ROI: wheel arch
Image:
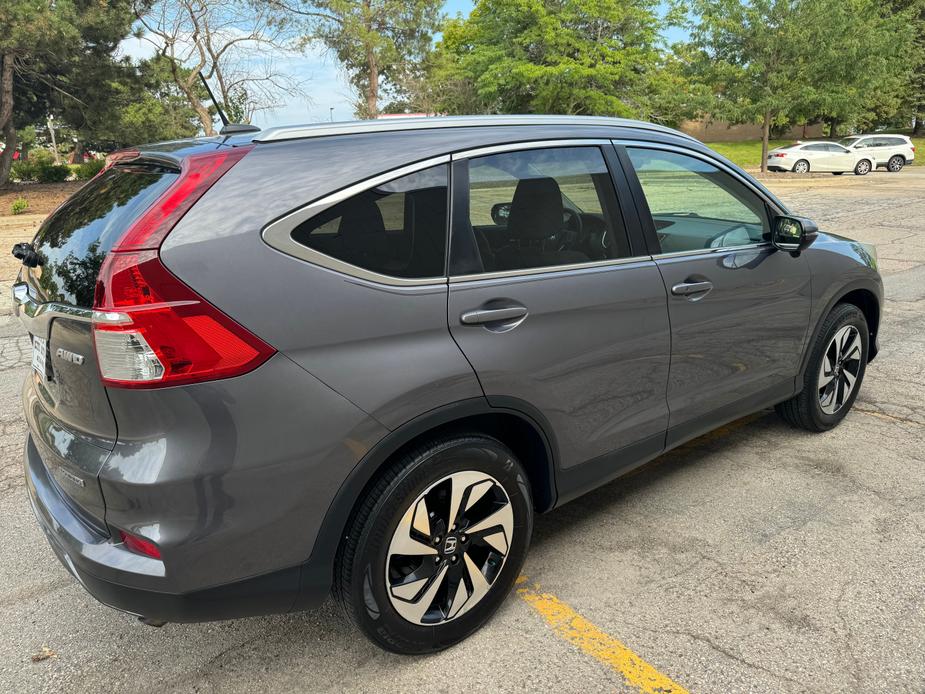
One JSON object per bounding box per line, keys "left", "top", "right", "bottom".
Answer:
{"left": 799, "top": 281, "right": 882, "bottom": 381}
{"left": 293, "top": 397, "right": 558, "bottom": 608}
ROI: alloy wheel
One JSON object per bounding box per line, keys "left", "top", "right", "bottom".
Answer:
{"left": 385, "top": 471, "right": 514, "bottom": 625}
{"left": 794, "top": 161, "right": 809, "bottom": 173}
{"left": 888, "top": 156, "right": 904, "bottom": 172}
{"left": 818, "top": 325, "right": 862, "bottom": 415}
{"left": 856, "top": 160, "right": 871, "bottom": 175}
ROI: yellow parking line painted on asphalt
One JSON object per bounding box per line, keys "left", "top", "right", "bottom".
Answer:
{"left": 516, "top": 576, "right": 689, "bottom": 694}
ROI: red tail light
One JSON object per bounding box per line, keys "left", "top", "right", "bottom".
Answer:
{"left": 771, "top": 153, "right": 787, "bottom": 158}
{"left": 93, "top": 146, "right": 275, "bottom": 388}
{"left": 119, "top": 529, "right": 161, "bottom": 559}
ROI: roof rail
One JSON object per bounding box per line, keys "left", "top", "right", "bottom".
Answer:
{"left": 253, "top": 115, "right": 696, "bottom": 144}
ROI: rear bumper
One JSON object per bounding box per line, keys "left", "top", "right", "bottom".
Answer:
{"left": 25, "top": 432, "right": 320, "bottom": 622}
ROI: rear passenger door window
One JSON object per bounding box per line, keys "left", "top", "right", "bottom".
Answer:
{"left": 626, "top": 148, "right": 769, "bottom": 253}
{"left": 457, "top": 146, "right": 631, "bottom": 274}
{"left": 291, "top": 164, "right": 448, "bottom": 279}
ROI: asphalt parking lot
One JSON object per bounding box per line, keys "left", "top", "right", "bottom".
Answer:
{"left": 1, "top": 168, "right": 924, "bottom": 693}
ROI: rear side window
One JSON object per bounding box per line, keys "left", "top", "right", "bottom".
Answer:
{"left": 30, "top": 165, "right": 178, "bottom": 307}
{"left": 291, "top": 164, "right": 448, "bottom": 279}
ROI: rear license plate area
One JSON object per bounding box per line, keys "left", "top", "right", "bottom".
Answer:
{"left": 31, "top": 335, "right": 48, "bottom": 382}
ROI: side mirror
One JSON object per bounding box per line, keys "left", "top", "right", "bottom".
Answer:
{"left": 490, "top": 202, "right": 511, "bottom": 226}
{"left": 772, "top": 215, "right": 818, "bottom": 253}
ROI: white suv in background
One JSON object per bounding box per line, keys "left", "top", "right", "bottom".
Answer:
{"left": 839, "top": 134, "right": 915, "bottom": 172}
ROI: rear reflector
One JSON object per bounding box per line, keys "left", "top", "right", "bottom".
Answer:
{"left": 119, "top": 530, "right": 162, "bottom": 559}
{"left": 94, "top": 251, "right": 274, "bottom": 388}
{"left": 92, "top": 145, "right": 275, "bottom": 389}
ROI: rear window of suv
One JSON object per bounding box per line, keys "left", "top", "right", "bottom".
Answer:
{"left": 30, "top": 164, "right": 178, "bottom": 307}
{"left": 291, "top": 164, "right": 449, "bottom": 279}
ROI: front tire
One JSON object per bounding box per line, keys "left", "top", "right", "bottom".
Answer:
{"left": 793, "top": 159, "right": 810, "bottom": 174}
{"left": 334, "top": 434, "right": 533, "bottom": 654}
{"left": 776, "top": 303, "right": 868, "bottom": 432}
{"left": 855, "top": 159, "right": 872, "bottom": 175}
{"left": 887, "top": 155, "right": 905, "bottom": 172}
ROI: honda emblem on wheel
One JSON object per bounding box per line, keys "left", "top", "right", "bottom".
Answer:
{"left": 442, "top": 536, "right": 457, "bottom": 554}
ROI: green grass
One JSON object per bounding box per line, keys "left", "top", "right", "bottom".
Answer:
{"left": 703, "top": 136, "right": 924, "bottom": 169}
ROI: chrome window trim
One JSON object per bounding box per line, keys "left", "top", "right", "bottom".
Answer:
{"left": 261, "top": 154, "right": 451, "bottom": 288}
{"left": 449, "top": 255, "right": 652, "bottom": 284}
{"left": 451, "top": 138, "right": 612, "bottom": 161}
{"left": 12, "top": 282, "right": 93, "bottom": 332}
{"left": 613, "top": 138, "right": 790, "bottom": 214}
{"left": 651, "top": 242, "right": 772, "bottom": 261}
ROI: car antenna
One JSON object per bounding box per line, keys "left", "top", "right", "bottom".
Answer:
{"left": 198, "top": 72, "right": 260, "bottom": 136}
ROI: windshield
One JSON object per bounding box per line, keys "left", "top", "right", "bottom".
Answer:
{"left": 839, "top": 137, "right": 860, "bottom": 147}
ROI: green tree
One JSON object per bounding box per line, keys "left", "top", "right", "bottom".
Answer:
{"left": 800, "top": 0, "right": 911, "bottom": 135}
{"left": 679, "top": 0, "right": 820, "bottom": 171}
{"left": 273, "top": 0, "right": 443, "bottom": 118}
{"left": 430, "top": 0, "right": 697, "bottom": 124}
{"left": 0, "top": 0, "right": 136, "bottom": 185}
{"left": 887, "top": 0, "right": 925, "bottom": 133}
{"left": 680, "top": 0, "right": 913, "bottom": 170}
{"left": 97, "top": 57, "right": 201, "bottom": 146}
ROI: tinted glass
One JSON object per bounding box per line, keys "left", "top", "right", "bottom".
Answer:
{"left": 292, "top": 164, "right": 448, "bottom": 279}
{"left": 804, "top": 144, "right": 829, "bottom": 152}
{"left": 839, "top": 137, "right": 860, "bottom": 147}
{"left": 885, "top": 137, "right": 907, "bottom": 146}
{"left": 30, "top": 164, "right": 178, "bottom": 307}
{"left": 627, "top": 148, "right": 769, "bottom": 253}
{"left": 458, "top": 147, "right": 630, "bottom": 274}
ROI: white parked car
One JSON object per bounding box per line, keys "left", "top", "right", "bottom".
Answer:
{"left": 838, "top": 134, "right": 915, "bottom": 172}
{"left": 767, "top": 141, "right": 875, "bottom": 175}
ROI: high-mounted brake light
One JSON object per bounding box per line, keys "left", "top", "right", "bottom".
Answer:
{"left": 92, "top": 146, "right": 275, "bottom": 388}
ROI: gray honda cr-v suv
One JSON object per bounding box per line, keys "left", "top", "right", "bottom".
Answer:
{"left": 14, "top": 116, "right": 882, "bottom": 654}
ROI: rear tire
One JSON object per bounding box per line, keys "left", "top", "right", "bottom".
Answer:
{"left": 854, "top": 159, "right": 872, "bottom": 175}
{"left": 334, "top": 434, "right": 533, "bottom": 654}
{"left": 887, "top": 155, "right": 905, "bottom": 172}
{"left": 775, "top": 303, "right": 868, "bottom": 432}
{"left": 793, "top": 159, "right": 810, "bottom": 174}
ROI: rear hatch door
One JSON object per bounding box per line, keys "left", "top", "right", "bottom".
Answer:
{"left": 15, "top": 162, "right": 179, "bottom": 528}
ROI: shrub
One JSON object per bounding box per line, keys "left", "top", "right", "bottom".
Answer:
{"left": 10, "top": 197, "right": 28, "bottom": 215}
{"left": 34, "top": 163, "right": 71, "bottom": 183}
{"left": 9, "top": 148, "right": 69, "bottom": 182}
{"left": 75, "top": 158, "right": 106, "bottom": 180}
{"left": 10, "top": 160, "right": 35, "bottom": 182}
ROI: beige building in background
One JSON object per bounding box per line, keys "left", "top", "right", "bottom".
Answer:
{"left": 679, "top": 118, "right": 825, "bottom": 142}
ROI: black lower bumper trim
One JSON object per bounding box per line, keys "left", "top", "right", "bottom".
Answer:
{"left": 74, "top": 561, "right": 306, "bottom": 623}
